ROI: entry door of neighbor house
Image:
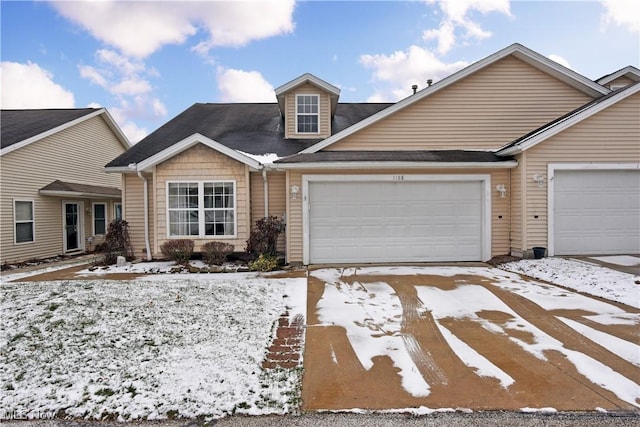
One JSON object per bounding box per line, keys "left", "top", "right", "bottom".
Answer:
{"left": 63, "top": 202, "right": 83, "bottom": 252}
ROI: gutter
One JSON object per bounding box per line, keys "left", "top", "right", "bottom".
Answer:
{"left": 272, "top": 160, "right": 518, "bottom": 170}
{"left": 262, "top": 168, "right": 269, "bottom": 217}
{"left": 130, "top": 164, "right": 152, "bottom": 261}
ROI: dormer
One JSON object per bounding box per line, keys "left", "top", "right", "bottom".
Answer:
{"left": 596, "top": 65, "right": 640, "bottom": 90}
{"left": 275, "top": 73, "right": 340, "bottom": 139}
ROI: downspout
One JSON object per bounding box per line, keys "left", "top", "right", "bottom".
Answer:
{"left": 136, "top": 169, "right": 152, "bottom": 261}
{"left": 262, "top": 167, "right": 269, "bottom": 217}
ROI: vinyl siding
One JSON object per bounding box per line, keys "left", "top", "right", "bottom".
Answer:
{"left": 509, "top": 155, "right": 525, "bottom": 255}
{"left": 250, "top": 171, "right": 287, "bottom": 253}
{"left": 330, "top": 56, "right": 592, "bottom": 151}
{"left": 1, "top": 115, "right": 126, "bottom": 263}
{"left": 154, "top": 143, "right": 250, "bottom": 254}
{"left": 122, "top": 173, "right": 154, "bottom": 259}
{"left": 284, "top": 83, "right": 331, "bottom": 139}
{"left": 286, "top": 168, "right": 512, "bottom": 264}
{"left": 520, "top": 91, "right": 640, "bottom": 252}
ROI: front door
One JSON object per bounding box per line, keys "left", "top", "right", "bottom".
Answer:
{"left": 63, "top": 202, "right": 82, "bottom": 252}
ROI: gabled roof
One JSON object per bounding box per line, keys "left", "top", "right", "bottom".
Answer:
{"left": 39, "top": 180, "right": 122, "bottom": 199}
{"left": 275, "top": 73, "right": 341, "bottom": 116}
{"left": 498, "top": 81, "right": 640, "bottom": 155}
{"left": 300, "top": 43, "right": 610, "bottom": 154}
{"left": 105, "top": 102, "right": 391, "bottom": 169}
{"left": 596, "top": 65, "right": 640, "bottom": 86}
{"left": 1, "top": 108, "right": 130, "bottom": 156}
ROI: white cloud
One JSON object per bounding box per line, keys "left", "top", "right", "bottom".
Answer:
{"left": 79, "top": 65, "right": 109, "bottom": 88}
{"left": 422, "top": 0, "right": 511, "bottom": 54}
{"left": 216, "top": 68, "right": 275, "bottom": 102}
{"left": 109, "top": 107, "right": 149, "bottom": 143}
{"left": 360, "top": 45, "right": 468, "bottom": 101}
{"left": 600, "top": 0, "right": 640, "bottom": 33}
{"left": 50, "top": 1, "right": 295, "bottom": 59}
{"left": 111, "top": 78, "right": 152, "bottom": 96}
{"left": 548, "top": 54, "right": 572, "bottom": 70}
{"left": 1, "top": 61, "right": 75, "bottom": 108}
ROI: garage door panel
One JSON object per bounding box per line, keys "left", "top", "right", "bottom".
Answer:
{"left": 554, "top": 170, "right": 640, "bottom": 255}
{"left": 308, "top": 180, "right": 483, "bottom": 263}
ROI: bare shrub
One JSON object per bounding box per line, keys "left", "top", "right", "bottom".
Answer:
{"left": 160, "top": 239, "right": 194, "bottom": 264}
{"left": 202, "top": 241, "right": 234, "bottom": 266}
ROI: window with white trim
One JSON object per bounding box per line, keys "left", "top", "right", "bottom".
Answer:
{"left": 14, "top": 200, "right": 34, "bottom": 243}
{"left": 296, "top": 94, "right": 319, "bottom": 133}
{"left": 167, "top": 181, "right": 236, "bottom": 237}
{"left": 93, "top": 203, "right": 107, "bottom": 235}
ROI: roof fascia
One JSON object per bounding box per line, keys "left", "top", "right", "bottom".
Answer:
{"left": 275, "top": 73, "right": 340, "bottom": 96}
{"left": 134, "top": 133, "right": 263, "bottom": 171}
{"left": 596, "top": 66, "right": 640, "bottom": 85}
{"left": 39, "top": 190, "right": 121, "bottom": 199}
{"left": 0, "top": 109, "right": 104, "bottom": 156}
{"left": 300, "top": 43, "right": 609, "bottom": 154}
{"left": 99, "top": 109, "right": 132, "bottom": 149}
{"left": 272, "top": 160, "right": 518, "bottom": 170}
{"left": 498, "top": 83, "right": 640, "bottom": 155}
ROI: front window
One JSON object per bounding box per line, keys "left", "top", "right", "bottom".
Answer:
{"left": 296, "top": 94, "right": 319, "bottom": 133}
{"left": 14, "top": 200, "right": 34, "bottom": 243}
{"left": 168, "top": 181, "right": 236, "bottom": 237}
{"left": 93, "top": 203, "right": 107, "bottom": 235}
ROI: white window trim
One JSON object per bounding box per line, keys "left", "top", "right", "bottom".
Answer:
{"left": 301, "top": 174, "right": 492, "bottom": 265}
{"left": 166, "top": 180, "right": 238, "bottom": 239}
{"left": 92, "top": 202, "right": 108, "bottom": 236}
{"left": 295, "top": 94, "right": 320, "bottom": 135}
{"left": 13, "top": 199, "right": 35, "bottom": 245}
{"left": 547, "top": 162, "right": 640, "bottom": 256}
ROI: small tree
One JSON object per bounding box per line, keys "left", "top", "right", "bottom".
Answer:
{"left": 98, "top": 219, "right": 134, "bottom": 265}
{"left": 245, "top": 216, "right": 284, "bottom": 260}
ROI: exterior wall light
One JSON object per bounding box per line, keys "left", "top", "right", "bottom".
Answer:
{"left": 290, "top": 185, "right": 300, "bottom": 200}
{"left": 532, "top": 174, "right": 546, "bottom": 188}
{"left": 496, "top": 184, "right": 507, "bottom": 198}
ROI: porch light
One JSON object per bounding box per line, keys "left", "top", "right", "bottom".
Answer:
{"left": 532, "top": 174, "right": 546, "bottom": 188}
{"left": 290, "top": 185, "right": 300, "bottom": 200}
{"left": 496, "top": 184, "right": 507, "bottom": 198}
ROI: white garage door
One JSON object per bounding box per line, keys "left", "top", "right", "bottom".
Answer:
{"left": 554, "top": 170, "right": 640, "bottom": 255}
{"left": 308, "top": 180, "right": 484, "bottom": 263}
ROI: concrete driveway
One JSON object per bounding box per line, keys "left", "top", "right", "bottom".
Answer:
{"left": 302, "top": 266, "right": 640, "bottom": 413}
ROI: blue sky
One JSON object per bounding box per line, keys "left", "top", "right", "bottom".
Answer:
{"left": 2, "top": 1, "right": 639, "bottom": 142}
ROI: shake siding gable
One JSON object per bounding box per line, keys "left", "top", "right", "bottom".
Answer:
{"left": 522, "top": 91, "right": 640, "bottom": 251}
{"left": 284, "top": 83, "right": 331, "bottom": 139}
{"left": 154, "top": 143, "right": 249, "bottom": 253}
{"left": 329, "top": 56, "right": 593, "bottom": 151}
{"left": 1, "top": 115, "right": 125, "bottom": 263}
{"left": 123, "top": 173, "right": 154, "bottom": 259}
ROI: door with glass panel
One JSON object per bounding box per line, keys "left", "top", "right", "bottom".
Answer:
{"left": 63, "top": 202, "right": 81, "bottom": 252}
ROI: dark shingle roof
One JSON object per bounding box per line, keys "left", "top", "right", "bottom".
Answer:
{"left": 1, "top": 109, "right": 98, "bottom": 149}
{"left": 106, "top": 102, "right": 392, "bottom": 168}
{"left": 40, "top": 180, "right": 121, "bottom": 197}
{"left": 275, "top": 150, "right": 513, "bottom": 164}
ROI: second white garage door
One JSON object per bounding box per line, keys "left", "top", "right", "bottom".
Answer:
{"left": 307, "top": 179, "right": 484, "bottom": 263}
{"left": 553, "top": 169, "right": 640, "bottom": 255}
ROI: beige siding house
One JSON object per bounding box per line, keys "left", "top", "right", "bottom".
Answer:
{"left": 105, "top": 44, "right": 639, "bottom": 264}
{"left": 1, "top": 109, "right": 130, "bottom": 264}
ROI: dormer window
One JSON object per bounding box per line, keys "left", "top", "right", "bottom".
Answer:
{"left": 296, "top": 94, "right": 319, "bottom": 133}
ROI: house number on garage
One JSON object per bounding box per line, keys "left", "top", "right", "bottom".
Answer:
{"left": 393, "top": 175, "right": 405, "bottom": 181}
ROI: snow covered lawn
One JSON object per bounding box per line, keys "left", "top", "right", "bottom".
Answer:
{"left": 499, "top": 257, "right": 639, "bottom": 308}
{"left": 0, "top": 273, "right": 306, "bottom": 420}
